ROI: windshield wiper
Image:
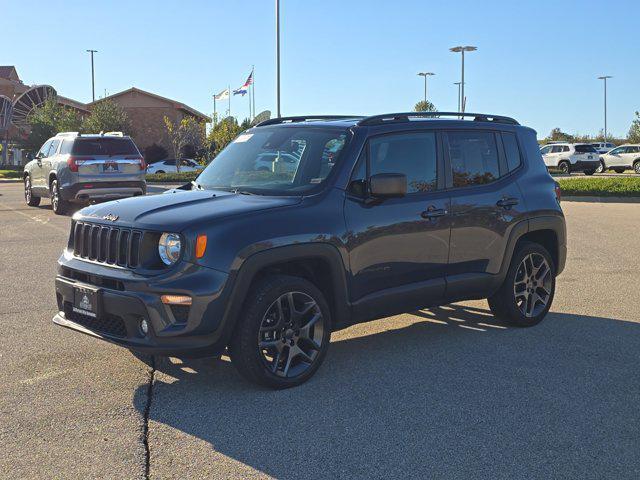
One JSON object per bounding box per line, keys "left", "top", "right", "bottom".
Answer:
{"left": 231, "top": 188, "right": 257, "bottom": 195}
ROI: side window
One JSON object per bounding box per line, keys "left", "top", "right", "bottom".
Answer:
{"left": 446, "top": 131, "right": 500, "bottom": 187}
{"left": 348, "top": 149, "right": 367, "bottom": 196}
{"left": 562, "top": 146, "right": 570, "bottom": 152}
{"left": 551, "top": 146, "right": 562, "bottom": 153}
{"left": 38, "top": 140, "right": 53, "bottom": 158}
{"left": 540, "top": 145, "right": 552, "bottom": 155}
{"left": 49, "top": 139, "right": 61, "bottom": 156}
{"left": 502, "top": 132, "right": 522, "bottom": 172}
{"left": 369, "top": 132, "right": 437, "bottom": 193}
{"left": 164, "top": 159, "right": 176, "bottom": 166}
{"left": 59, "top": 139, "right": 73, "bottom": 155}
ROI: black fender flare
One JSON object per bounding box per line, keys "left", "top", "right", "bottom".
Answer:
{"left": 219, "top": 243, "right": 350, "bottom": 343}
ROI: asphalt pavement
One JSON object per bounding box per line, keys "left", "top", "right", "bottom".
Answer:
{"left": 1, "top": 182, "right": 638, "bottom": 479}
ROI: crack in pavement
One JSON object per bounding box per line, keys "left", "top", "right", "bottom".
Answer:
{"left": 141, "top": 355, "right": 156, "bottom": 480}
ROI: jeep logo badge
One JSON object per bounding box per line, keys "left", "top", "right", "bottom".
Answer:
{"left": 103, "top": 214, "right": 119, "bottom": 222}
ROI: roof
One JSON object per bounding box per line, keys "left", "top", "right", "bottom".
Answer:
{"left": 0, "top": 66, "right": 20, "bottom": 81}
{"left": 88, "top": 87, "right": 210, "bottom": 122}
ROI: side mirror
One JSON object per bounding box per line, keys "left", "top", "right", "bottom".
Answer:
{"left": 26, "top": 152, "right": 34, "bottom": 161}
{"left": 369, "top": 173, "right": 407, "bottom": 198}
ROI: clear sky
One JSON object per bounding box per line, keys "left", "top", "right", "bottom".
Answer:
{"left": 4, "top": 0, "right": 639, "bottom": 138}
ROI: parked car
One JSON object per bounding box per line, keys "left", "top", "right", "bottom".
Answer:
{"left": 23, "top": 132, "right": 146, "bottom": 214}
{"left": 539, "top": 142, "right": 599, "bottom": 174}
{"left": 146, "top": 158, "right": 203, "bottom": 174}
{"left": 591, "top": 142, "right": 616, "bottom": 154}
{"left": 597, "top": 144, "right": 640, "bottom": 174}
{"left": 254, "top": 152, "right": 301, "bottom": 175}
{"left": 53, "top": 112, "right": 566, "bottom": 388}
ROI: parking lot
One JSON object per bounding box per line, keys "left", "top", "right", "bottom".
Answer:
{"left": 1, "top": 181, "right": 639, "bottom": 479}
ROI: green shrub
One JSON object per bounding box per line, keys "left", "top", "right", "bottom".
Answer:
{"left": 557, "top": 177, "right": 640, "bottom": 197}
{"left": 146, "top": 171, "right": 198, "bottom": 183}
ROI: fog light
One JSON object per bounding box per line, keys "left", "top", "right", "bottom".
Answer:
{"left": 161, "top": 294, "right": 192, "bottom": 306}
{"left": 140, "top": 319, "right": 149, "bottom": 335}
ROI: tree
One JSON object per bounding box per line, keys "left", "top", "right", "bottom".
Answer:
{"left": 22, "top": 99, "right": 83, "bottom": 152}
{"left": 628, "top": 111, "right": 640, "bottom": 144}
{"left": 414, "top": 100, "right": 437, "bottom": 112}
{"left": 143, "top": 143, "right": 168, "bottom": 163}
{"left": 83, "top": 100, "right": 131, "bottom": 134}
{"left": 548, "top": 128, "right": 574, "bottom": 143}
{"left": 206, "top": 117, "right": 246, "bottom": 158}
{"left": 164, "top": 116, "right": 205, "bottom": 171}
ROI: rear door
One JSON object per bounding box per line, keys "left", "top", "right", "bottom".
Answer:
{"left": 443, "top": 129, "right": 526, "bottom": 299}
{"left": 604, "top": 146, "right": 626, "bottom": 166}
{"left": 344, "top": 130, "right": 450, "bottom": 315}
{"left": 72, "top": 137, "right": 144, "bottom": 182}
{"left": 32, "top": 139, "right": 53, "bottom": 191}
{"left": 43, "top": 139, "right": 61, "bottom": 191}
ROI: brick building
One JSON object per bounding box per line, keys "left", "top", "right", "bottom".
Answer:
{"left": 88, "top": 87, "right": 210, "bottom": 155}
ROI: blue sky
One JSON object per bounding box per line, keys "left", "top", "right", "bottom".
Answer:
{"left": 4, "top": 0, "right": 639, "bottom": 138}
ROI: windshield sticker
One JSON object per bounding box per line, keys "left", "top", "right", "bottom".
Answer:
{"left": 234, "top": 134, "right": 253, "bottom": 143}
{"left": 310, "top": 178, "right": 322, "bottom": 184}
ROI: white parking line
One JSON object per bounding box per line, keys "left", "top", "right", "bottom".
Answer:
{"left": 0, "top": 201, "right": 69, "bottom": 234}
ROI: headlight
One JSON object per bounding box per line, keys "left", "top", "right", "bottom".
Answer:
{"left": 158, "top": 233, "right": 182, "bottom": 265}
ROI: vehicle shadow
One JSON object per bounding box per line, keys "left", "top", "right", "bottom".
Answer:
{"left": 133, "top": 304, "right": 640, "bottom": 479}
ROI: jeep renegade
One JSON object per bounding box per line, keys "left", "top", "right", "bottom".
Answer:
{"left": 53, "top": 112, "right": 566, "bottom": 388}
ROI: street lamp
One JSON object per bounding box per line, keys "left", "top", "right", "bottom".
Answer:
{"left": 597, "top": 75, "right": 612, "bottom": 143}
{"left": 275, "top": 0, "right": 281, "bottom": 118}
{"left": 449, "top": 46, "right": 477, "bottom": 113}
{"left": 454, "top": 82, "right": 462, "bottom": 112}
{"left": 417, "top": 72, "right": 435, "bottom": 103}
{"left": 86, "top": 49, "right": 98, "bottom": 102}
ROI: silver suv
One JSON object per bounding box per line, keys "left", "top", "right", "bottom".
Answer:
{"left": 23, "top": 132, "right": 146, "bottom": 214}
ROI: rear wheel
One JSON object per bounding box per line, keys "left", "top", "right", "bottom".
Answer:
{"left": 229, "top": 275, "right": 331, "bottom": 388}
{"left": 24, "top": 176, "right": 40, "bottom": 207}
{"left": 488, "top": 242, "right": 556, "bottom": 327}
{"left": 558, "top": 161, "right": 571, "bottom": 174}
{"left": 595, "top": 160, "right": 605, "bottom": 173}
{"left": 634, "top": 161, "right": 640, "bottom": 175}
{"left": 50, "top": 178, "right": 68, "bottom": 215}
{"left": 156, "top": 170, "right": 165, "bottom": 174}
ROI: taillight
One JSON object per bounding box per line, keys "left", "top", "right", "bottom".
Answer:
{"left": 126, "top": 156, "right": 145, "bottom": 170}
{"left": 67, "top": 156, "right": 93, "bottom": 172}
{"left": 554, "top": 182, "right": 561, "bottom": 203}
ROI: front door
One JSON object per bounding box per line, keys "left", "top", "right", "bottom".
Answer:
{"left": 443, "top": 129, "right": 526, "bottom": 299}
{"left": 344, "top": 131, "right": 450, "bottom": 319}
{"left": 31, "top": 139, "right": 53, "bottom": 192}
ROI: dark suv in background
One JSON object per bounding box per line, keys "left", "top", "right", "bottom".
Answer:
{"left": 53, "top": 112, "right": 566, "bottom": 388}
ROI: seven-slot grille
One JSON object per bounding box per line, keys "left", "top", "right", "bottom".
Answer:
{"left": 72, "top": 221, "right": 142, "bottom": 268}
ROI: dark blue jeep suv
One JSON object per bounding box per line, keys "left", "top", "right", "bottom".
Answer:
{"left": 54, "top": 112, "right": 566, "bottom": 388}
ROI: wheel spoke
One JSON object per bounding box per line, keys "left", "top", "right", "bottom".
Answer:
{"left": 299, "top": 312, "right": 321, "bottom": 339}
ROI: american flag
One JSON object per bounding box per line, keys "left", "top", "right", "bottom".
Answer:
{"left": 233, "top": 70, "right": 254, "bottom": 96}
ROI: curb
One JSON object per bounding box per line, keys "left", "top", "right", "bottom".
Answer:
{"left": 561, "top": 195, "right": 640, "bottom": 204}
{"left": 0, "top": 178, "right": 21, "bottom": 183}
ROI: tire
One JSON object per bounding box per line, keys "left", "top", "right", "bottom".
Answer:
{"left": 24, "top": 176, "right": 40, "bottom": 207}
{"left": 595, "top": 160, "right": 605, "bottom": 173}
{"left": 614, "top": 168, "right": 626, "bottom": 174}
{"left": 634, "top": 161, "right": 640, "bottom": 175}
{"left": 156, "top": 170, "right": 165, "bottom": 174}
{"left": 558, "top": 161, "right": 571, "bottom": 174}
{"left": 229, "top": 274, "right": 331, "bottom": 389}
{"left": 583, "top": 169, "right": 595, "bottom": 176}
{"left": 50, "top": 178, "right": 68, "bottom": 215}
{"left": 488, "top": 241, "right": 556, "bottom": 327}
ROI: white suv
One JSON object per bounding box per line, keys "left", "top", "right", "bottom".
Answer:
{"left": 598, "top": 144, "right": 640, "bottom": 174}
{"left": 539, "top": 143, "right": 600, "bottom": 174}
{"left": 591, "top": 142, "right": 615, "bottom": 154}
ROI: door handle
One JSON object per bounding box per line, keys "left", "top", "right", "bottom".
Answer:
{"left": 496, "top": 197, "right": 519, "bottom": 208}
{"left": 421, "top": 205, "right": 447, "bottom": 219}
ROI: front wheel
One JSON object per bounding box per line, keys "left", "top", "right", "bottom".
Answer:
{"left": 595, "top": 160, "right": 605, "bottom": 173}
{"left": 229, "top": 275, "right": 331, "bottom": 388}
{"left": 634, "top": 161, "right": 640, "bottom": 175}
{"left": 24, "top": 176, "right": 40, "bottom": 207}
{"left": 488, "top": 242, "right": 556, "bottom": 327}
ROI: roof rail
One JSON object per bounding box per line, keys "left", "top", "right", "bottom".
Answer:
{"left": 101, "top": 131, "right": 124, "bottom": 136}
{"left": 55, "top": 131, "right": 80, "bottom": 137}
{"left": 255, "top": 115, "right": 363, "bottom": 127}
{"left": 357, "top": 112, "right": 519, "bottom": 126}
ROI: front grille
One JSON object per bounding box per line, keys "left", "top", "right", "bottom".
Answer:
{"left": 72, "top": 221, "right": 143, "bottom": 268}
{"left": 63, "top": 302, "right": 127, "bottom": 338}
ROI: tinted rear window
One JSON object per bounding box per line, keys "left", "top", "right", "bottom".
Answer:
{"left": 71, "top": 138, "right": 139, "bottom": 156}
{"left": 574, "top": 144, "right": 597, "bottom": 153}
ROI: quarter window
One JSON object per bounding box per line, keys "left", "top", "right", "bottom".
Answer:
{"left": 59, "top": 139, "right": 73, "bottom": 155}
{"left": 502, "top": 132, "right": 522, "bottom": 172}
{"left": 369, "top": 132, "right": 437, "bottom": 193}
{"left": 446, "top": 131, "right": 500, "bottom": 187}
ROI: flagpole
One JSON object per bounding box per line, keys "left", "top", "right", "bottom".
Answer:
{"left": 252, "top": 66, "right": 256, "bottom": 120}
{"left": 213, "top": 96, "right": 216, "bottom": 128}
{"left": 228, "top": 84, "right": 231, "bottom": 118}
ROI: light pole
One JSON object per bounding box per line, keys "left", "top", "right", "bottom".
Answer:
{"left": 597, "top": 75, "right": 612, "bottom": 142}
{"left": 275, "top": 0, "right": 281, "bottom": 118}
{"left": 417, "top": 72, "right": 435, "bottom": 104}
{"left": 454, "top": 82, "right": 461, "bottom": 112}
{"left": 449, "top": 46, "right": 477, "bottom": 113}
{"left": 86, "top": 49, "right": 98, "bottom": 102}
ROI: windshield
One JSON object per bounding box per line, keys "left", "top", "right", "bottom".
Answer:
{"left": 197, "top": 126, "right": 349, "bottom": 194}
{"left": 574, "top": 144, "right": 597, "bottom": 153}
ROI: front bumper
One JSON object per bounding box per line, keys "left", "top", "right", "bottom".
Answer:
{"left": 53, "top": 256, "right": 232, "bottom": 357}
{"left": 60, "top": 181, "right": 146, "bottom": 203}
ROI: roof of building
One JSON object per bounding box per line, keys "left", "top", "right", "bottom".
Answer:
{"left": 0, "top": 66, "right": 20, "bottom": 82}
{"left": 89, "top": 87, "right": 210, "bottom": 122}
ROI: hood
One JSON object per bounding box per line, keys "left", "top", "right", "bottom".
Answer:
{"left": 76, "top": 189, "right": 302, "bottom": 231}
